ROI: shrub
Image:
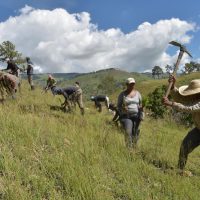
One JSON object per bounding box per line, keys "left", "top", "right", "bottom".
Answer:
{"left": 146, "top": 85, "right": 167, "bottom": 118}
{"left": 146, "top": 85, "right": 194, "bottom": 127}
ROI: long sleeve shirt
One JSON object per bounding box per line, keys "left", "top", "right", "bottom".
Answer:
{"left": 171, "top": 87, "right": 200, "bottom": 130}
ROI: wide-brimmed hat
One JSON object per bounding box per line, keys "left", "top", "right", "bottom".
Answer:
{"left": 178, "top": 79, "right": 200, "bottom": 96}
{"left": 126, "top": 77, "right": 135, "bottom": 84}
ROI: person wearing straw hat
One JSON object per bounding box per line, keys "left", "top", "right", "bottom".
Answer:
{"left": 163, "top": 76, "right": 200, "bottom": 175}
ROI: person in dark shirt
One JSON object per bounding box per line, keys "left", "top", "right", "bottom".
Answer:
{"left": 54, "top": 86, "right": 83, "bottom": 113}
{"left": 26, "top": 57, "right": 34, "bottom": 90}
{"left": 90, "top": 95, "right": 109, "bottom": 112}
{"left": 5, "top": 58, "right": 19, "bottom": 77}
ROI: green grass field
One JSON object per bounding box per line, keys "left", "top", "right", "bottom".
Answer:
{"left": 0, "top": 73, "right": 200, "bottom": 199}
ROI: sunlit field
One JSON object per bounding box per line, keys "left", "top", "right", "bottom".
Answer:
{"left": 0, "top": 75, "right": 199, "bottom": 200}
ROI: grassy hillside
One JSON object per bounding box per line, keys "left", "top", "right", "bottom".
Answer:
{"left": 0, "top": 72, "right": 199, "bottom": 199}
{"left": 57, "top": 68, "right": 151, "bottom": 99}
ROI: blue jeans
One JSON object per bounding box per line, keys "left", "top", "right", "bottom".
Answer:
{"left": 120, "top": 114, "right": 141, "bottom": 148}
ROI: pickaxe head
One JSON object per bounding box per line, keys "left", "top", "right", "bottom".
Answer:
{"left": 169, "top": 41, "right": 192, "bottom": 58}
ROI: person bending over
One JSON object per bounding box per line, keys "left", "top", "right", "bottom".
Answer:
{"left": 90, "top": 95, "right": 109, "bottom": 112}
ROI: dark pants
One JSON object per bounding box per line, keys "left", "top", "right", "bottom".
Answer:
{"left": 178, "top": 127, "right": 200, "bottom": 170}
{"left": 27, "top": 75, "right": 34, "bottom": 90}
{"left": 95, "top": 101, "right": 102, "bottom": 112}
{"left": 95, "top": 99, "right": 109, "bottom": 112}
{"left": 120, "top": 114, "right": 141, "bottom": 148}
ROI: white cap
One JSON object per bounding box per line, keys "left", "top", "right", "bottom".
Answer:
{"left": 126, "top": 77, "right": 135, "bottom": 84}
{"left": 5, "top": 58, "right": 10, "bottom": 62}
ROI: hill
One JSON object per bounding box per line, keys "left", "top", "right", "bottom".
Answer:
{"left": 55, "top": 68, "right": 152, "bottom": 100}
{"left": 0, "top": 72, "right": 199, "bottom": 199}
{"left": 24, "top": 68, "right": 152, "bottom": 100}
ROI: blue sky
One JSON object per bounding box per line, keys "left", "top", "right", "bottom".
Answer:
{"left": 0, "top": 0, "right": 199, "bottom": 73}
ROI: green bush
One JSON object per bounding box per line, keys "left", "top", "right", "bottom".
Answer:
{"left": 146, "top": 85, "right": 167, "bottom": 118}
{"left": 146, "top": 85, "right": 194, "bottom": 127}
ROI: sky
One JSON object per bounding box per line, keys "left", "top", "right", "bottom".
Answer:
{"left": 0, "top": 0, "right": 200, "bottom": 73}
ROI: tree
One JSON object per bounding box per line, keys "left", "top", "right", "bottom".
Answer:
{"left": 190, "top": 61, "right": 200, "bottom": 72}
{"left": 165, "top": 64, "right": 174, "bottom": 74}
{"left": 0, "top": 41, "right": 24, "bottom": 64}
{"left": 183, "top": 61, "right": 200, "bottom": 74}
{"left": 184, "top": 63, "right": 194, "bottom": 74}
{"left": 152, "top": 66, "right": 163, "bottom": 79}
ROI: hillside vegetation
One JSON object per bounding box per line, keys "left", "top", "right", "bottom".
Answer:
{"left": 57, "top": 68, "right": 151, "bottom": 99}
{"left": 0, "top": 72, "right": 200, "bottom": 199}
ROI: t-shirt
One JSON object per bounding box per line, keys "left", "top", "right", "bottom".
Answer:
{"left": 6, "top": 62, "right": 19, "bottom": 75}
{"left": 117, "top": 90, "right": 142, "bottom": 115}
{"left": 94, "top": 95, "right": 107, "bottom": 102}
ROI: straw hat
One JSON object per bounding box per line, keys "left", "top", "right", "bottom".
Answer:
{"left": 178, "top": 79, "right": 200, "bottom": 96}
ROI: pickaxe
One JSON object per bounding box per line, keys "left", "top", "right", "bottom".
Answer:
{"left": 165, "top": 41, "right": 192, "bottom": 97}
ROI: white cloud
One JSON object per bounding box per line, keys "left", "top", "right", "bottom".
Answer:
{"left": 0, "top": 6, "right": 196, "bottom": 73}
{"left": 19, "top": 4, "right": 34, "bottom": 15}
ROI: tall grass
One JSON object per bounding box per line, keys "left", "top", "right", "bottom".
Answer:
{"left": 0, "top": 80, "right": 199, "bottom": 199}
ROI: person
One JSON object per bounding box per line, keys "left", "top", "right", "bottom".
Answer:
{"left": 108, "top": 103, "right": 120, "bottom": 122}
{"left": 45, "top": 74, "right": 57, "bottom": 91}
{"left": 4, "top": 58, "right": 20, "bottom": 77}
{"left": 117, "top": 77, "right": 143, "bottom": 148}
{"left": 0, "top": 71, "right": 19, "bottom": 100}
{"left": 26, "top": 57, "right": 35, "bottom": 90}
{"left": 45, "top": 75, "right": 84, "bottom": 115}
{"left": 90, "top": 95, "right": 110, "bottom": 112}
{"left": 162, "top": 76, "right": 200, "bottom": 175}
{"left": 73, "top": 81, "right": 85, "bottom": 115}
